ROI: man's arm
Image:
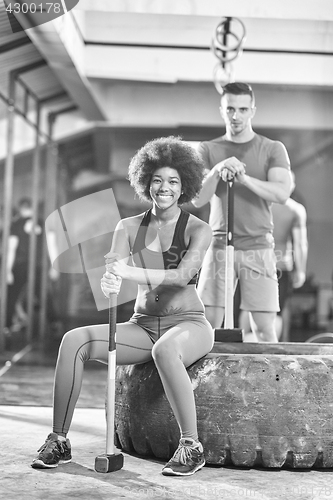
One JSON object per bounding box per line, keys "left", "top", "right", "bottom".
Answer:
{"left": 7, "top": 235, "right": 19, "bottom": 284}
{"left": 237, "top": 167, "right": 293, "bottom": 204}
{"left": 192, "top": 142, "right": 221, "bottom": 208}
{"left": 46, "top": 230, "right": 60, "bottom": 280}
{"left": 289, "top": 201, "right": 308, "bottom": 288}
{"left": 192, "top": 167, "right": 220, "bottom": 208}
{"left": 219, "top": 141, "right": 292, "bottom": 204}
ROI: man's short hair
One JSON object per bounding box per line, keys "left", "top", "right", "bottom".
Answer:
{"left": 221, "top": 82, "right": 255, "bottom": 105}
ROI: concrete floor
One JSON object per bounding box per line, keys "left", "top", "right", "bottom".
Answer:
{"left": 2, "top": 405, "right": 333, "bottom": 500}
{"left": 2, "top": 339, "right": 333, "bottom": 500}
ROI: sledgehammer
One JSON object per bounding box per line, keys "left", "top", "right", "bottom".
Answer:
{"left": 95, "top": 294, "right": 124, "bottom": 472}
{"left": 215, "top": 178, "right": 244, "bottom": 343}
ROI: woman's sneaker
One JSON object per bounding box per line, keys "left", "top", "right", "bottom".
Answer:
{"left": 162, "top": 438, "right": 205, "bottom": 476}
{"left": 31, "top": 433, "right": 72, "bottom": 469}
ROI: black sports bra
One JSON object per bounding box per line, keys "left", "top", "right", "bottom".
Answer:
{"left": 132, "top": 208, "right": 198, "bottom": 285}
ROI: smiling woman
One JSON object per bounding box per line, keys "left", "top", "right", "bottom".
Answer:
{"left": 31, "top": 136, "right": 215, "bottom": 477}
{"left": 128, "top": 135, "right": 205, "bottom": 206}
{"left": 150, "top": 167, "right": 182, "bottom": 209}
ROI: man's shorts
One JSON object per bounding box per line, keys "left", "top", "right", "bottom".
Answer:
{"left": 197, "top": 237, "right": 280, "bottom": 312}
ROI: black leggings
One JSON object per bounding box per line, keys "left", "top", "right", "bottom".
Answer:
{"left": 53, "top": 314, "right": 214, "bottom": 441}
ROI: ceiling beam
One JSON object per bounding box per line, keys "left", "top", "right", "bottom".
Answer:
{"left": 79, "top": 12, "right": 333, "bottom": 55}
{"left": 85, "top": 45, "right": 333, "bottom": 87}
{"left": 11, "top": 11, "right": 107, "bottom": 121}
{"left": 0, "top": 36, "right": 31, "bottom": 54}
{"left": 72, "top": 7, "right": 333, "bottom": 87}
{"left": 77, "top": 0, "right": 333, "bottom": 22}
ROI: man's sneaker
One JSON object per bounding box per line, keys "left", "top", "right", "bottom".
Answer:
{"left": 162, "top": 438, "right": 205, "bottom": 476}
{"left": 31, "top": 433, "right": 72, "bottom": 469}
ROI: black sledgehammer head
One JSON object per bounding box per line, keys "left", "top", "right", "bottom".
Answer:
{"left": 214, "top": 328, "right": 244, "bottom": 343}
{"left": 95, "top": 453, "right": 124, "bottom": 473}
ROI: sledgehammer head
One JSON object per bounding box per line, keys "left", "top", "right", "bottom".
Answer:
{"left": 214, "top": 328, "right": 244, "bottom": 343}
{"left": 95, "top": 453, "right": 124, "bottom": 473}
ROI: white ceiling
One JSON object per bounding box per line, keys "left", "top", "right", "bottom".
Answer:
{"left": 2, "top": 0, "right": 332, "bottom": 157}
{"left": 74, "top": 0, "right": 333, "bottom": 87}
{"left": 15, "top": 0, "right": 333, "bottom": 97}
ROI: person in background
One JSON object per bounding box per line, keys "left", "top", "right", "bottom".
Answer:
{"left": 269, "top": 183, "right": 308, "bottom": 341}
{"left": 31, "top": 136, "right": 214, "bottom": 477}
{"left": 193, "top": 82, "right": 293, "bottom": 342}
{"left": 6, "top": 198, "right": 43, "bottom": 333}
{"left": 6, "top": 197, "right": 59, "bottom": 334}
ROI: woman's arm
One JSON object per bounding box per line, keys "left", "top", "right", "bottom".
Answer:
{"left": 100, "top": 218, "right": 132, "bottom": 297}
{"left": 105, "top": 218, "right": 212, "bottom": 288}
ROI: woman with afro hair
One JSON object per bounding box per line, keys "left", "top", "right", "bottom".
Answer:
{"left": 31, "top": 136, "right": 214, "bottom": 477}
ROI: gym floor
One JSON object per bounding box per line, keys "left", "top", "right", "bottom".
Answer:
{"left": 1, "top": 335, "right": 333, "bottom": 500}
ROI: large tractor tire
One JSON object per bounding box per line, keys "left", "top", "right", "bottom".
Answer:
{"left": 115, "top": 342, "right": 333, "bottom": 468}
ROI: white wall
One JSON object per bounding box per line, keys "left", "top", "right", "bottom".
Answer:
{"left": 89, "top": 80, "right": 333, "bottom": 130}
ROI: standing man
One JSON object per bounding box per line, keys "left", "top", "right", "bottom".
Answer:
{"left": 193, "top": 82, "right": 292, "bottom": 342}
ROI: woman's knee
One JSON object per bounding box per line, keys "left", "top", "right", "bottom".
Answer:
{"left": 152, "top": 341, "right": 180, "bottom": 366}
{"left": 58, "top": 326, "right": 92, "bottom": 362}
{"left": 60, "top": 327, "right": 83, "bottom": 348}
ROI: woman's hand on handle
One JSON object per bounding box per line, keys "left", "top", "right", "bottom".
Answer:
{"left": 104, "top": 251, "right": 130, "bottom": 280}
{"left": 101, "top": 252, "right": 123, "bottom": 297}
{"left": 101, "top": 271, "right": 122, "bottom": 297}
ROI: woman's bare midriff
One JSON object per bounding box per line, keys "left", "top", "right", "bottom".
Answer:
{"left": 134, "top": 284, "right": 204, "bottom": 316}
